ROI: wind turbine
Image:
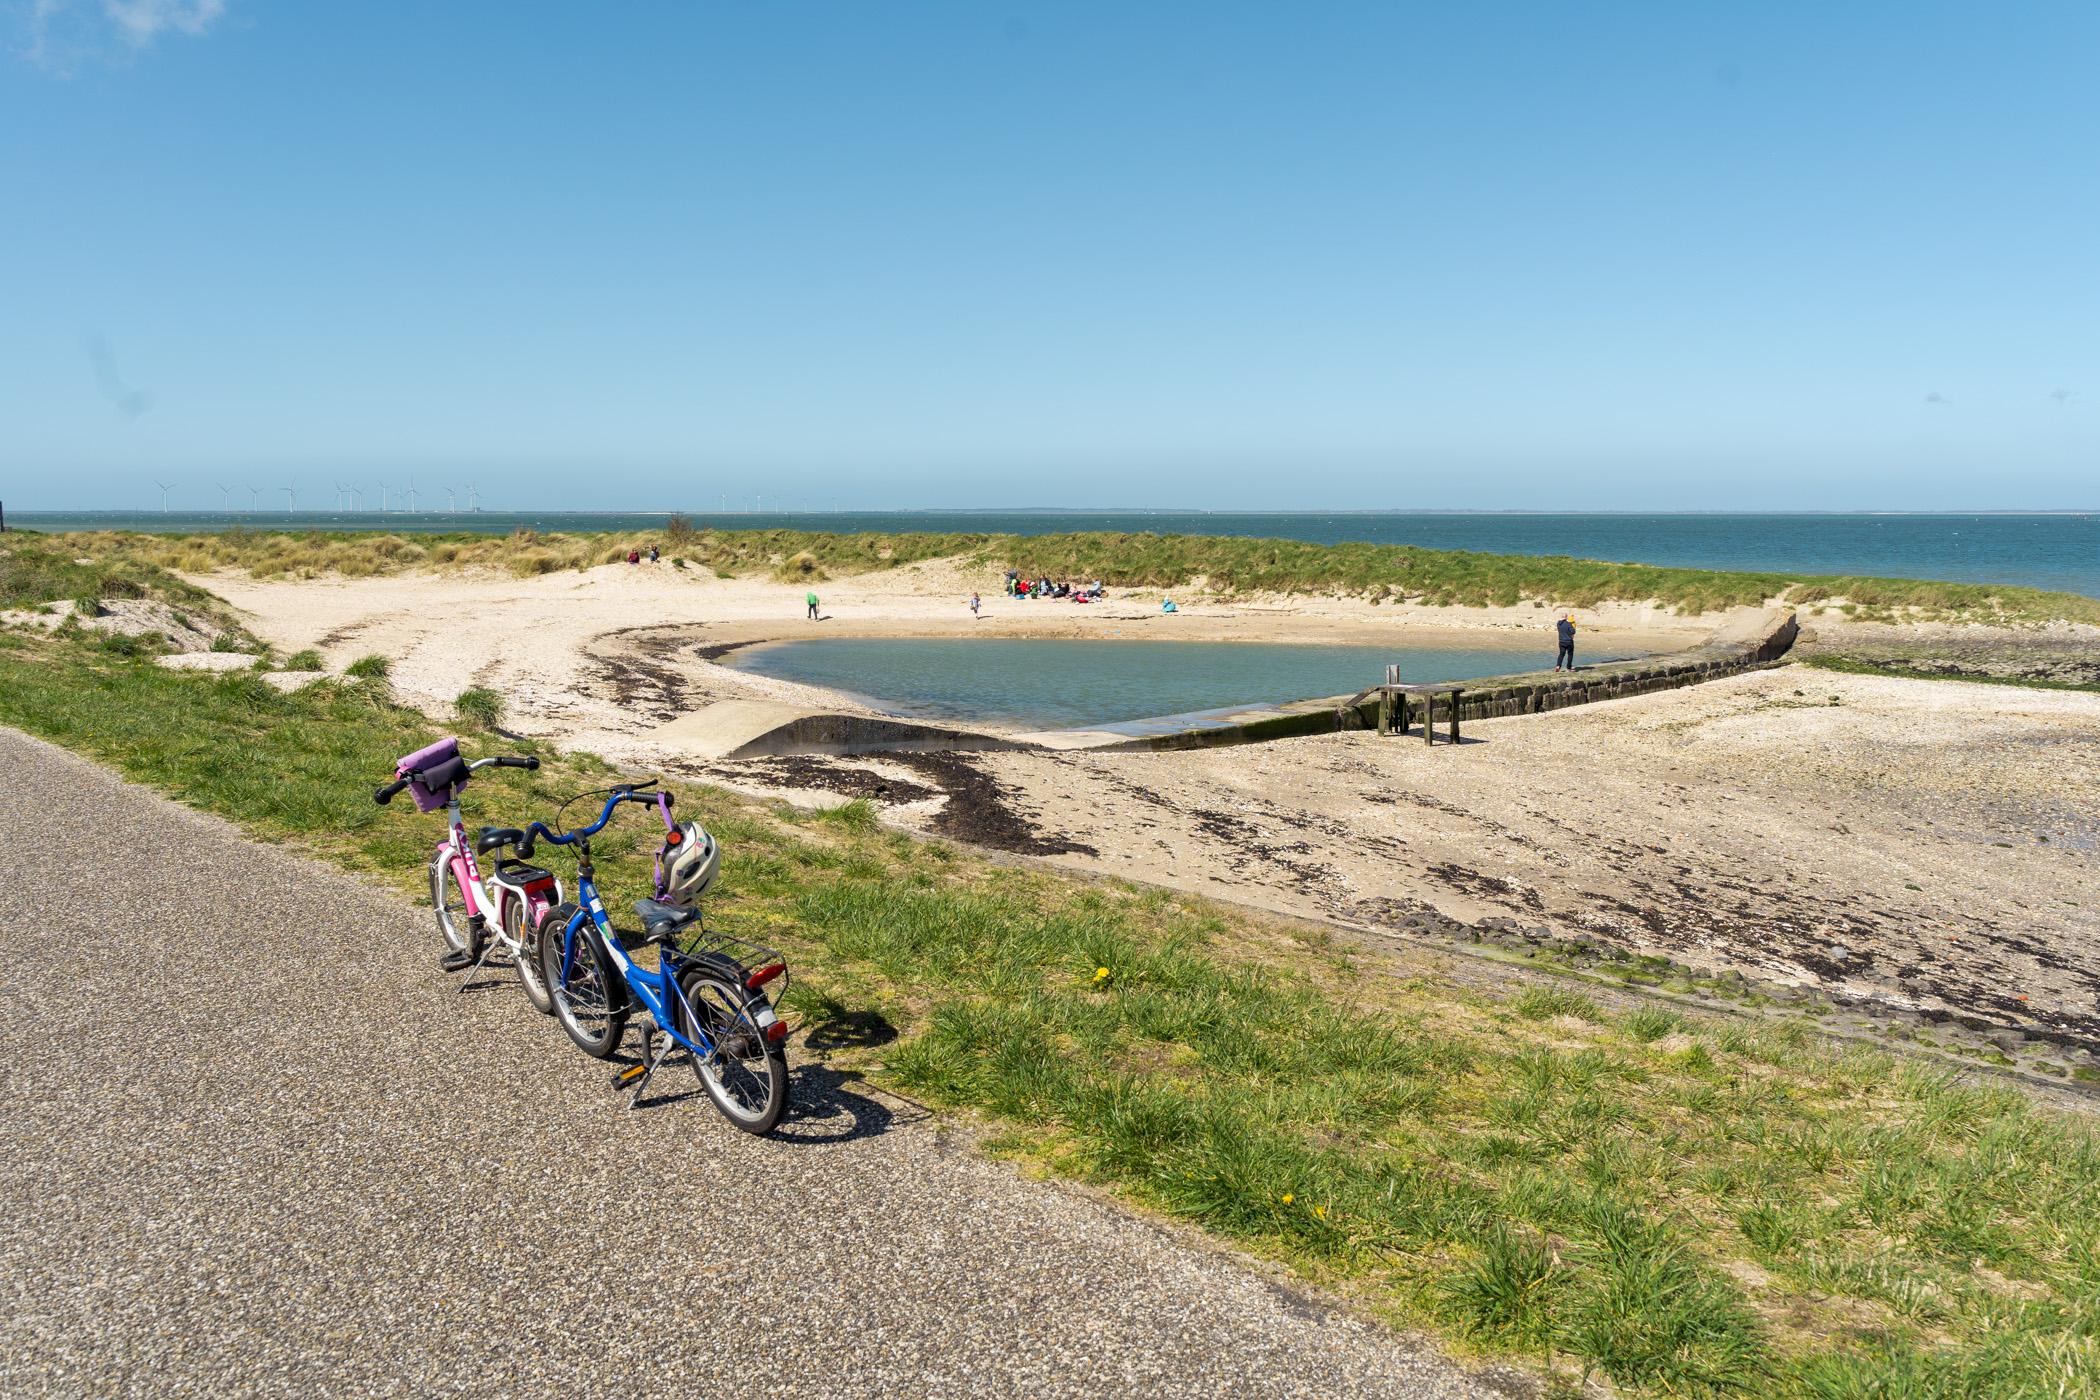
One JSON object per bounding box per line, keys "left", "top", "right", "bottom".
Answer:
{"left": 154, "top": 480, "right": 175, "bottom": 513}
{"left": 247, "top": 485, "right": 263, "bottom": 512}
{"left": 444, "top": 486, "right": 456, "bottom": 512}
{"left": 349, "top": 484, "right": 365, "bottom": 511}
{"left": 216, "top": 482, "right": 235, "bottom": 511}
{"left": 377, "top": 480, "right": 388, "bottom": 512}
{"left": 282, "top": 486, "right": 296, "bottom": 512}
{"left": 466, "top": 482, "right": 478, "bottom": 511}
{"left": 404, "top": 476, "right": 420, "bottom": 513}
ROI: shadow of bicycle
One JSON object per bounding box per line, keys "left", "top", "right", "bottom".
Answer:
{"left": 772, "top": 1063, "right": 924, "bottom": 1144}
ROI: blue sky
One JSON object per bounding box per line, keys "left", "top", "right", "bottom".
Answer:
{"left": 3, "top": 1, "right": 2094, "bottom": 511}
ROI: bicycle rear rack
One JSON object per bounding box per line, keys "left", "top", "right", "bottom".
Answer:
{"left": 669, "top": 925, "right": 791, "bottom": 1008}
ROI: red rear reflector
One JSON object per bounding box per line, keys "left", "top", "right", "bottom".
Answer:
{"left": 666, "top": 830, "right": 682, "bottom": 844}
{"left": 745, "top": 962, "right": 785, "bottom": 990}
{"left": 765, "top": 1021, "right": 789, "bottom": 1042}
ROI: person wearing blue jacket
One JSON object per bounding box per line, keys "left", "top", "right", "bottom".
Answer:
{"left": 1555, "top": 614, "right": 1576, "bottom": 671}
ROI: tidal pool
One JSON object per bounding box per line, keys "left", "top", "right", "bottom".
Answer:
{"left": 720, "top": 637, "right": 1610, "bottom": 730}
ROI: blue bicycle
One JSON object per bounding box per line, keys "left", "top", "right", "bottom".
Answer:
{"left": 517, "top": 780, "right": 791, "bottom": 1133}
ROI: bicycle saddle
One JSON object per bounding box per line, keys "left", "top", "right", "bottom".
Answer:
{"left": 632, "top": 898, "right": 700, "bottom": 939}
{"left": 475, "top": 826, "right": 524, "bottom": 855}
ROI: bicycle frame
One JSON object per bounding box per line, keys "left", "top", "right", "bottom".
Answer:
{"left": 435, "top": 790, "right": 561, "bottom": 965}
{"left": 561, "top": 870, "right": 727, "bottom": 1061}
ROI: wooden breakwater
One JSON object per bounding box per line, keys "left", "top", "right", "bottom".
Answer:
{"left": 1041, "top": 608, "right": 1800, "bottom": 753}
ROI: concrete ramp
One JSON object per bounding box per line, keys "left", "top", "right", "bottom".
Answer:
{"left": 650, "top": 699, "right": 1027, "bottom": 760}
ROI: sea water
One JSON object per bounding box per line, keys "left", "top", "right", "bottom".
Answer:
{"left": 15, "top": 509, "right": 2096, "bottom": 599}
{"left": 719, "top": 637, "right": 1619, "bottom": 730}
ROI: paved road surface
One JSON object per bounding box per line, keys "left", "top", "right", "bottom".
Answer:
{"left": 0, "top": 728, "right": 1497, "bottom": 1399}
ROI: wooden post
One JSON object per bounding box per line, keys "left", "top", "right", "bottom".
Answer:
{"left": 1377, "top": 689, "right": 1391, "bottom": 735}
{"left": 1423, "top": 690, "right": 1435, "bottom": 745}
{"left": 1449, "top": 688, "right": 1463, "bottom": 744}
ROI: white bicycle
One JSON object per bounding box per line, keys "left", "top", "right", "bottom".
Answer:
{"left": 373, "top": 736, "right": 565, "bottom": 1009}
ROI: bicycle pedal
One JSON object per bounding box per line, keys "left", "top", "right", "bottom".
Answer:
{"left": 438, "top": 950, "right": 475, "bottom": 972}
{"left": 610, "top": 1063, "right": 649, "bottom": 1090}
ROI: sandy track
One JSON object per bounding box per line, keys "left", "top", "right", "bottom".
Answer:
{"left": 732, "top": 670, "right": 2100, "bottom": 1063}
{"left": 0, "top": 726, "right": 1495, "bottom": 1399}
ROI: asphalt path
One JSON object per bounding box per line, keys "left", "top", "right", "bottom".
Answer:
{"left": 0, "top": 728, "right": 1496, "bottom": 1399}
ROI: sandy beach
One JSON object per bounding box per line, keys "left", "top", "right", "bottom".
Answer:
{"left": 196, "top": 558, "right": 2100, "bottom": 1067}
{"left": 198, "top": 556, "right": 1706, "bottom": 742}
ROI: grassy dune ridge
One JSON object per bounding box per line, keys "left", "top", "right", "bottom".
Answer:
{"left": 1, "top": 609, "right": 2096, "bottom": 1396}
{"left": 34, "top": 524, "right": 2100, "bottom": 623}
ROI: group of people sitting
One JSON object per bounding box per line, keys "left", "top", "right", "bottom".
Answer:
{"left": 1005, "top": 571, "right": 1104, "bottom": 602}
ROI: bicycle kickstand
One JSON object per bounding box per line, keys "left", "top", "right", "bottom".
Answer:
{"left": 611, "top": 1028, "right": 668, "bottom": 1110}
{"left": 452, "top": 926, "right": 499, "bottom": 995}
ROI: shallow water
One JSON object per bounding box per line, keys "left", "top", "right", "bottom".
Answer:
{"left": 721, "top": 637, "right": 1621, "bottom": 730}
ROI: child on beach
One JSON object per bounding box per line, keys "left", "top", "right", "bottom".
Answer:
{"left": 970, "top": 592, "right": 981, "bottom": 618}
{"left": 807, "top": 590, "right": 820, "bottom": 621}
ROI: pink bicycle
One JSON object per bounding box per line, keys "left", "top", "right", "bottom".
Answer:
{"left": 373, "top": 737, "right": 562, "bottom": 1009}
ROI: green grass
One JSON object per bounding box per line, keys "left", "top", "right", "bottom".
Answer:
{"left": 1, "top": 625, "right": 2096, "bottom": 1397}
{"left": 285, "top": 648, "right": 325, "bottom": 672}
{"left": 1800, "top": 654, "right": 2100, "bottom": 694}
{"left": 453, "top": 685, "right": 505, "bottom": 731}
{"left": 345, "top": 654, "right": 390, "bottom": 680}
{"left": 1, "top": 531, "right": 220, "bottom": 614}
{"left": 40, "top": 526, "right": 2100, "bottom": 622}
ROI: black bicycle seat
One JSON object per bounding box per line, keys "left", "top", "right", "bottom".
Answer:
{"left": 475, "top": 826, "right": 524, "bottom": 855}
{"left": 632, "top": 898, "right": 700, "bottom": 939}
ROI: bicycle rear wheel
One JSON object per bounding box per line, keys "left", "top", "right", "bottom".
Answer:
{"left": 539, "top": 903, "right": 628, "bottom": 1058}
{"left": 507, "top": 895, "right": 554, "bottom": 1015}
{"left": 677, "top": 958, "right": 789, "bottom": 1134}
{"left": 432, "top": 855, "right": 482, "bottom": 961}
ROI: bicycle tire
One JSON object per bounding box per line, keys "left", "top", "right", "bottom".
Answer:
{"left": 508, "top": 895, "right": 554, "bottom": 1015}
{"left": 677, "top": 956, "right": 789, "bottom": 1134}
{"left": 432, "top": 855, "right": 482, "bottom": 961}
{"left": 539, "top": 903, "right": 628, "bottom": 1058}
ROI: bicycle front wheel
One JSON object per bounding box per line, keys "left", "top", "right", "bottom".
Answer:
{"left": 539, "top": 903, "right": 628, "bottom": 1058}
{"left": 432, "top": 855, "right": 482, "bottom": 960}
{"left": 678, "top": 959, "right": 789, "bottom": 1135}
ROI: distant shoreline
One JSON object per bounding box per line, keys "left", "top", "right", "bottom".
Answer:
{"left": 12, "top": 506, "right": 2099, "bottom": 518}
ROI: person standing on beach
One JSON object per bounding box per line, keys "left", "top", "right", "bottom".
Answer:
{"left": 970, "top": 592, "right": 981, "bottom": 618}
{"left": 1555, "top": 613, "right": 1576, "bottom": 671}
{"left": 807, "top": 590, "right": 819, "bottom": 621}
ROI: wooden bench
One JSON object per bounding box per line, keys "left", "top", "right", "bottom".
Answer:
{"left": 1375, "top": 683, "right": 1466, "bottom": 745}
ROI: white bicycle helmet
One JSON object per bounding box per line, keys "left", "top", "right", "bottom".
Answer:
{"left": 659, "top": 820, "right": 720, "bottom": 904}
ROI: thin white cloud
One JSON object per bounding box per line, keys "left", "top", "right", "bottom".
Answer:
{"left": 18, "top": 0, "right": 227, "bottom": 73}
{"left": 103, "top": 0, "right": 225, "bottom": 47}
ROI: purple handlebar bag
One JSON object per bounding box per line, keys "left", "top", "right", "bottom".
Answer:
{"left": 395, "top": 736, "right": 469, "bottom": 813}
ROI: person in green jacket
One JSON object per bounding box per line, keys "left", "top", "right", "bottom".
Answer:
{"left": 806, "top": 590, "right": 819, "bottom": 621}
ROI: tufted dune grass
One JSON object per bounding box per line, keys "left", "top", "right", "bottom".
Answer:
{"left": 33, "top": 525, "right": 2100, "bottom": 623}
{"left": 0, "top": 615, "right": 2095, "bottom": 1395}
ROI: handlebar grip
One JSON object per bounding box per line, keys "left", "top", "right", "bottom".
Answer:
{"left": 374, "top": 777, "right": 410, "bottom": 805}
{"left": 495, "top": 756, "right": 540, "bottom": 771}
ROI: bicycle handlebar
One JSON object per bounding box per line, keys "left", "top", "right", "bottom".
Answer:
{"left": 515, "top": 781, "right": 660, "bottom": 860}
{"left": 374, "top": 753, "right": 536, "bottom": 805}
